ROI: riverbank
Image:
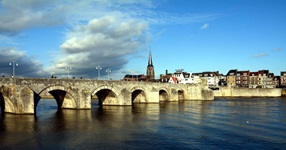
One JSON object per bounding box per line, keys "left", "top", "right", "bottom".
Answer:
{"left": 213, "top": 87, "right": 282, "bottom": 98}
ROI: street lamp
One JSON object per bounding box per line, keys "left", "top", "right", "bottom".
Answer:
{"left": 49, "top": 62, "right": 53, "bottom": 77}
{"left": 96, "top": 65, "right": 102, "bottom": 79}
{"left": 9, "top": 61, "right": 18, "bottom": 77}
{"left": 129, "top": 70, "right": 134, "bottom": 81}
{"left": 106, "top": 69, "right": 111, "bottom": 80}
{"left": 65, "top": 66, "right": 72, "bottom": 78}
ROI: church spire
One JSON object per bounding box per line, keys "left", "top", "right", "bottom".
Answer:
{"left": 146, "top": 48, "right": 155, "bottom": 80}
{"left": 148, "top": 50, "right": 153, "bottom": 67}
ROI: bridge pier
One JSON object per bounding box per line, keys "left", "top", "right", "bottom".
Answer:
{"left": 0, "top": 85, "right": 35, "bottom": 114}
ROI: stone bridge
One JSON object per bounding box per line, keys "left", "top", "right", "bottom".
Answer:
{"left": 0, "top": 78, "right": 214, "bottom": 114}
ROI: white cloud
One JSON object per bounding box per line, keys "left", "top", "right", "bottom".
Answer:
{"left": 252, "top": 53, "right": 268, "bottom": 58}
{"left": 272, "top": 48, "right": 283, "bottom": 51}
{"left": 200, "top": 23, "right": 209, "bottom": 30}
{"left": 54, "top": 15, "right": 148, "bottom": 77}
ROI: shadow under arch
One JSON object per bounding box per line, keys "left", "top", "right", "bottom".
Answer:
{"left": 159, "top": 89, "right": 169, "bottom": 101}
{"left": 131, "top": 86, "right": 147, "bottom": 104}
{"left": 178, "top": 89, "right": 185, "bottom": 100}
{"left": 35, "top": 85, "right": 77, "bottom": 114}
{"left": 91, "top": 86, "right": 118, "bottom": 106}
{"left": 0, "top": 92, "right": 4, "bottom": 116}
{"left": 0, "top": 91, "right": 15, "bottom": 114}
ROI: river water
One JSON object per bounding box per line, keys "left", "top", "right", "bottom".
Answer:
{"left": 1, "top": 98, "right": 286, "bottom": 149}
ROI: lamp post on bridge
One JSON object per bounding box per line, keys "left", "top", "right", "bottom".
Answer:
{"left": 65, "top": 66, "right": 72, "bottom": 78}
{"left": 9, "top": 61, "right": 18, "bottom": 77}
{"left": 106, "top": 69, "right": 111, "bottom": 80}
{"left": 49, "top": 62, "right": 54, "bottom": 77}
{"left": 129, "top": 70, "right": 135, "bottom": 81}
{"left": 96, "top": 65, "right": 102, "bottom": 80}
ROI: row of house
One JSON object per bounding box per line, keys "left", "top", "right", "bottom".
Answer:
{"left": 226, "top": 69, "right": 285, "bottom": 88}
{"left": 160, "top": 69, "right": 286, "bottom": 89}
{"left": 160, "top": 69, "right": 222, "bottom": 87}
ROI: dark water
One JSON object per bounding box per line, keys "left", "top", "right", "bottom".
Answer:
{"left": 1, "top": 98, "right": 286, "bottom": 149}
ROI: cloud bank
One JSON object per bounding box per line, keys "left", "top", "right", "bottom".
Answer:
{"left": 0, "top": 0, "right": 222, "bottom": 78}
{"left": 53, "top": 15, "right": 148, "bottom": 77}
{"left": 0, "top": 48, "right": 45, "bottom": 77}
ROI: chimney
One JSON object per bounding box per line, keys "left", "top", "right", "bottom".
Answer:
{"left": 166, "top": 70, "right": 168, "bottom": 75}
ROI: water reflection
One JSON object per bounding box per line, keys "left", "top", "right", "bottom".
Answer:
{"left": 0, "top": 98, "right": 286, "bottom": 149}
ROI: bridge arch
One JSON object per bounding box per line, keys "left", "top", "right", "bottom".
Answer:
{"left": 0, "top": 93, "right": 4, "bottom": 115}
{"left": 171, "top": 88, "right": 185, "bottom": 101}
{"left": 131, "top": 86, "right": 147, "bottom": 103}
{"left": 159, "top": 88, "right": 170, "bottom": 101}
{"left": 178, "top": 89, "right": 185, "bottom": 100}
{"left": 91, "top": 85, "right": 118, "bottom": 106}
{"left": 37, "top": 85, "right": 77, "bottom": 111}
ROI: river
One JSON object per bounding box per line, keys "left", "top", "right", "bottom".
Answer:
{"left": 1, "top": 98, "right": 286, "bottom": 149}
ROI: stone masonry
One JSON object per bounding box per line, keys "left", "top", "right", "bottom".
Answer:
{"left": 0, "top": 78, "right": 214, "bottom": 114}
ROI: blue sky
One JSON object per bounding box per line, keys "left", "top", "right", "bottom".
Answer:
{"left": 0, "top": 0, "right": 285, "bottom": 79}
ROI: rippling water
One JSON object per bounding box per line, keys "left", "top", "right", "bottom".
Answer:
{"left": 1, "top": 98, "right": 286, "bottom": 149}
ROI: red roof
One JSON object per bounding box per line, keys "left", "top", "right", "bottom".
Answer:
{"left": 170, "top": 77, "right": 178, "bottom": 84}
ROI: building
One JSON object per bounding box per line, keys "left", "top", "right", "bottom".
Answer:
{"left": 169, "top": 76, "right": 178, "bottom": 84}
{"left": 273, "top": 76, "right": 280, "bottom": 88}
{"left": 122, "top": 50, "right": 155, "bottom": 82}
{"left": 281, "top": 71, "right": 286, "bottom": 88}
{"left": 123, "top": 74, "right": 147, "bottom": 81}
{"left": 227, "top": 69, "right": 276, "bottom": 88}
{"left": 236, "top": 70, "right": 250, "bottom": 87}
{"left": 193, "top": 71, "right": 220, "bottom": 87}
{"left": 160, "top": 70, "right": 172, "bottom": 83}
{"left": 256, "top": 70, "right": 277, "bottom": 88}
{"left": 146, "top": 50, "right": 155, "bottom": 80}
{"left": 170, "top": 69, "right": 193, "bottom": 84}
{"left": 249, "top": 71, "right": 258, "bottom": 88}
{"left": 226, "top": 69, "right": 237, "bottom": 86}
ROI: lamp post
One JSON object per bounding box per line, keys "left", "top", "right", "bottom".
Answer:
{"left": 96, "top": 65, "right": 102, "bottom": 79}
{"left": 65, "top": 66, "right": 72, "bottom": 78}
{"left": 129, "top": 70, "right": 134, "bottom": 81}
{"left": 9, "top": 61, "right": 18, "bottom": 77}
{"left": 106, "top": 69, "right": 111, "bottom": 80}
{"left": 49, "top": 62, "right": 53, "bottom": 77}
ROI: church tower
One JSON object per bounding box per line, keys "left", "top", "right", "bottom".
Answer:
{"left": 146, "top": 50, "right": 155, "bottom": 80}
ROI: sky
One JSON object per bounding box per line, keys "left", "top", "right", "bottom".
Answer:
{"left": 0, "top": 0, "right": 285, "bottom": 79}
